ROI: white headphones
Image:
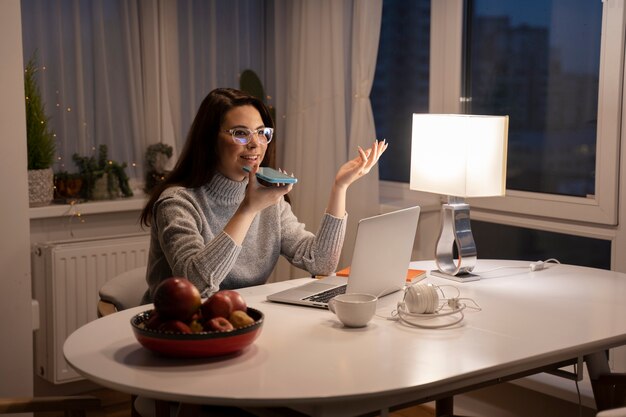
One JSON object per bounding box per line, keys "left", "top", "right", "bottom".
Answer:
{"left": 395, "top": 283, "right": 473, "bottom": 329}
{"left": 403, "top": 282, "right": 440, "bottom": 313}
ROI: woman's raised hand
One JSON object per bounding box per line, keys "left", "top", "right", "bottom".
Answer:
{"left": 334, "top": 139, "right": 388, "bottom": 189}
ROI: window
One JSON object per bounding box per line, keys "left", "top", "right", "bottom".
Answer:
{"left": 371, "top": 0, "right": 430, "bottom": 182}
{"left": 462, "top": 0, "right": 622, "bottom": 225}
{"left": 465, "top": 0, "right": 602, "bottom": 198}
{"left": 375, "top": 0, "right": 623, "bottom": 226}
{"left": 374, "top": 0, "right": 624, "bottom": 274}
{"left": 472, "top": 220, "right": 611, "bottom": 269}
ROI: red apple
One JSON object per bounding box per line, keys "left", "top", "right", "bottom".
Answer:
{"left": 205, "top": 317, "right": 234, "bottom": 332}
{"left": 144, "top": 310, "right": 163, "bottom": 330}
{"left": 158, "top": 320, "right": 192, "bottom": 334}
{"left": 201, "top": 291, "right": 233, "bottom": 319}
{"left": 220, "top": 290, "right": 247, "bottom": 312}
{"left": 153, "top": 277, "right": 201, "bottom": 321}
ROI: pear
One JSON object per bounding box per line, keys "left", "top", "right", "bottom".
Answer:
{"left": 229, "top": 310, "right": 255, "bottom": 328}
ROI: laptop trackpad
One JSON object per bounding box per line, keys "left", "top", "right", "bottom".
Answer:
{"left": 297, "top": 281, "right": 340, "bottom": 293}
{"left": 267, "top": 281, "right": 340, "bottom": 302}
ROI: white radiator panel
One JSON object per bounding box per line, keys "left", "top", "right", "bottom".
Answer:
{"left": 32, "top": 233, "right": 150, "bottom": 384}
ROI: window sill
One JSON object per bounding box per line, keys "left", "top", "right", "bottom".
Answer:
{"left": 29, "top": 195, "right": 147, "bottom": 220}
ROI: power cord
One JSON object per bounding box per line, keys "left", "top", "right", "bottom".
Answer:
{"left": 395, "top": 302, "right": 466, "bottom": 328}
{"left": 573, "top": 362, "right": 582, "bottom": 417}
{"left": 474, "top": 258, "right": 562, "bottom": 274}
{"left": 377, "top": 259, "right": 561, "bottom": 328}
{"left": 529, "top": 258, "right": 561, "bottom": 271}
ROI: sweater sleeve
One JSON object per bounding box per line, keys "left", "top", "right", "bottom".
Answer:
{"left": 153, "top": 193, "right": 241, "bottom": 297}
{"left": 279, "top": 200, "right": 347, "bottom": 276}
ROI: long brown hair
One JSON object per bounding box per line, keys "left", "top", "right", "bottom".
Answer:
{"left": 140, "top": 88, "right": 276, "bottom": 227}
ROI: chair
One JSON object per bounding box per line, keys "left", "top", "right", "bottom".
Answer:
{"left": 98, "top": 266, "right": 148, "bottom": 417}
{"left": 592, "top": 373, "right": 626, "bottom": 412}
{"left": 0, "top": 395, "right": 102, "bottom": 417}
{"left": 97, "top": 266, "right": 148, "bottom": 317}
{"left": 586, "top": 351, "right": 626, "bottom": 413}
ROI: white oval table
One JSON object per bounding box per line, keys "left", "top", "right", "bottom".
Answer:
{"left": 64, "top": 260, "right": 626, "bottom": 416}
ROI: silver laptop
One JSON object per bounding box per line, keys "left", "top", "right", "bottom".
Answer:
{"left": 267, "top": 205, "right": 421, "bottom": 308}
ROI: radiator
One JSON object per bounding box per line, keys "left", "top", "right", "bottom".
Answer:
{"left": 32, "top": 233, "right": 150, "bottom": 384}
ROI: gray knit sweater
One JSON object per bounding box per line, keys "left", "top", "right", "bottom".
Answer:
{"left": 143, "top": 172, "right": 347, "bottom": 301}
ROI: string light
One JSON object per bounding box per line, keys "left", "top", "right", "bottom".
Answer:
{"left": 28, "top": 60, "right": 148, "bottom": 201}
{"left": 66, "top": 200, "right": 86, "bottom": 237}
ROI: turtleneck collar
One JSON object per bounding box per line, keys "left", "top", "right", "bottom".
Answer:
{"left": 205, "top": 171, "right": 248, "bottom": 206}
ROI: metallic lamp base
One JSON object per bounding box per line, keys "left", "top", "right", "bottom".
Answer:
{"left": 434, "top": 196, "right": 479, "bottom": 280}
{"left": 429, "top": 269, "right": 480, "bottom": 282}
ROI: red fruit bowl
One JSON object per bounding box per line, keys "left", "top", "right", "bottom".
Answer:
{"left": 130, "top": 308, "right": 264, "bottom": 358}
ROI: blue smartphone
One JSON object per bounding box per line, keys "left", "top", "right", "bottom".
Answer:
{"left": 242, "top": 166, "right": 298, "bottom": 184}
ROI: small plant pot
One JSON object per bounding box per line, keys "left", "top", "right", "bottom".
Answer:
{"left": 28, "top": 168, "right": 54, "bottom": 207}
{"left": 54, "top": 175, "right": 83, "bottom": 200}
{"left": 91, "top": 173, "right": 121, "bottom": 200}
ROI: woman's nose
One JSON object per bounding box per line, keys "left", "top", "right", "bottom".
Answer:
{"left": 246, "top": 133, "right": 260, "bottom": 148}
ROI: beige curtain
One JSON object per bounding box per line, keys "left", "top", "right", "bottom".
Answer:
{"left": 136, "top": 1, "right": 179, "bottom": 169}
{"left": 344, "top": 0, "right": 383, "bottom": 266}
{"left": 20, "top": 0, "right": 267, "bottom": 180}
{"left": 270, "top": 0, "right": 383, "bottom": 281}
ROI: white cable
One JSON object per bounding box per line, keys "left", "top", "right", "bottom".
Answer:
{"left": 395, "top": 302, "right": 465, "bottom": 329}
{"left": 390, "top": 283, "right": 481, "bottom": 329}
{"left": 375, "top": 283, "right": 482, "bottom": 328}
{"left": 474, "top": 258, "right": 562, "bottom": 274}
{"left": 473, "top": 265, "right": 529, "bottom": 274}
{"left": 545, "top": 258, "right": 561, "bottom": 264}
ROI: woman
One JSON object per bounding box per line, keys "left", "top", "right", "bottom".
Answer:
{"left": 140, "top": 88, "right": 387, "bottom": 301}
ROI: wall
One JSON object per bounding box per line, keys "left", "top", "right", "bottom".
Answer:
{"left": 0, "top": 0, "right": 34, "bottom": 400}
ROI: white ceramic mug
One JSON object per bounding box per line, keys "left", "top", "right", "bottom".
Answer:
{"left": 328, "top": 293, "right": 378, "bottom": 328}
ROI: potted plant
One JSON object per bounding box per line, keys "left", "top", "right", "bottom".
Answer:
{"left": 53, "top": 171, "right": 83, "bottom": 201}
{"left": 72, "top": 144, "right": 133, "bottom": 200}
{"left": 24, "top": 55, "right": 56, "bottom": 206}
{"left": 144, "top": 143, "right": 173, "bottom": 194}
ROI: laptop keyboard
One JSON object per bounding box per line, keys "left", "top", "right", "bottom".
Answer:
{"left": 303, "top": 285, "right": 347, "bottom": 304}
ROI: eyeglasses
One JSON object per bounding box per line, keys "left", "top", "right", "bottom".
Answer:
{"left": 222, "top": 127, "right": 274, "bottom": 145}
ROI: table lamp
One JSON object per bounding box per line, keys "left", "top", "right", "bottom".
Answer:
{"left": 410, "top": 114, "right": 509, "bottom": 282}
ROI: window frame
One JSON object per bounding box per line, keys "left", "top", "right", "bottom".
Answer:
{"left": 423, "top": 0, "right": 624, "bottom": 226}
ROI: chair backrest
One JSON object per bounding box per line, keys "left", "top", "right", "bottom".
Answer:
{"left": 98, "top": 266, "right": 148, "bottom": 317}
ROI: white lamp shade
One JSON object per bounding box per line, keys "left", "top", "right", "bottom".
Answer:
{"left": 410, "top": 114, "right": 509, "bottom": 198}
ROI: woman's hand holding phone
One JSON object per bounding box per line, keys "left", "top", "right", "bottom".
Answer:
{"left": 238, "top": 165, "right": 295, "bottom": 215}
{"left": 242, "top": 165, "right": 298, "bottom": 185}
